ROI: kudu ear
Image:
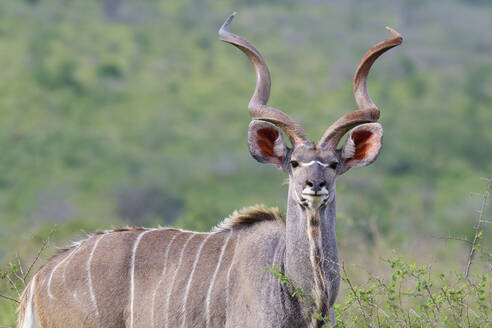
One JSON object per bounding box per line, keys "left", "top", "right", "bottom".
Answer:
{"left": 340, "top": 123, "right": 383, "bottom": 171}
{"left": 248, "top": 120, "right": 288, "bottom": 168}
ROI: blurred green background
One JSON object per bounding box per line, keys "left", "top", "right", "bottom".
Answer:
{"left": 0, "top": 0, "right": 491, "bottom": 323}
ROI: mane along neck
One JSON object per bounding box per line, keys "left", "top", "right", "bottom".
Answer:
{"left": 213, "top": 205, "right": 285, "bottom": 232}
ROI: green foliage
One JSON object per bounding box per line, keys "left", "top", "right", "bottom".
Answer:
{"left": 265, "top": 256, "right": 491, "bottom": 327}
{"left": 335, "top": 256, "right": 490, "bottom": 327}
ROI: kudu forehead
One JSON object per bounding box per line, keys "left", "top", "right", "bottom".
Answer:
{"left": 291, "top": 144, "right": 338, "bottom": 163}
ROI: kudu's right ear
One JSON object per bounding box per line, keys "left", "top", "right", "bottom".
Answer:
{"left": 248, "top": 120, "right": 288, "bottom": 169}
{"left": 340, "top": 123, "right": 383, "bottom": 171}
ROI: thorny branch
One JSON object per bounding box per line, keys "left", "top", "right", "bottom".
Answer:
{"left": 0, "top": 226, "right": 56, "bottom": 305}
{"left": 15, "top": 253, "right": 25, "bottom": 286}
{"left": 434, "top": 234, "right": 472, "bottom": 244}
{"left": 0, "top": 294, "right": 19, "bottom": 304}
{"left": 24, "top": 226, "right": 56, "bottom": 281}
{"left": 464, "top": 177, "right": 491, "bottom": 279}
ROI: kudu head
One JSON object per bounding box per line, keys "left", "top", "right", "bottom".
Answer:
{"left": 219, "top": 13, "right": 402, "bottom": 212}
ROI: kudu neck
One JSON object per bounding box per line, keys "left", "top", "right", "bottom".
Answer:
{"left": 283, "top": 181, "right": 339, "bottom": 316}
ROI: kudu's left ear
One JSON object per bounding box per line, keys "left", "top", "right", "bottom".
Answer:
{"left": 340, "top": 123, "right": 383, "bottom": 170}
{"left": 248, "top": 120, "right": 288, "bottom": 169}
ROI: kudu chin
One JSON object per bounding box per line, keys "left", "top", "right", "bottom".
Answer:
{"left": 18, "top": 13, "right": 402, "bottom": 328}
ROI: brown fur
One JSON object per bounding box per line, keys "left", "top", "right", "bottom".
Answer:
{"left": 17, "top": 206, "right": 286, "bottom": 328}
{"left": 46, "top": 227, "right": 149, "bottom": 263}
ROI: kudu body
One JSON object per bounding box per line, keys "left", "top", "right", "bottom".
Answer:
{"left": 18, "top": 14, "right": 402, "bottom": 328}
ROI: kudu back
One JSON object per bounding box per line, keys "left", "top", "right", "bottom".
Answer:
{"left": 18, "top": 13, "right": 402, "bottom": 328}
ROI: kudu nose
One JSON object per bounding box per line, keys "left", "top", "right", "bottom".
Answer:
{"left": 305, "top": 180, "right": 326, "bottom": 192}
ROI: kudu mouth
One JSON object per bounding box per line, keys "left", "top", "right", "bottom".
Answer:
{"left": 302, "top": 192, "right": 329, "bottom": 196}
{"left": 299, "top": 194, "right": 330, "bottom": 211}
{"left": 298, "top": 186, "right": 331, "bottom": 211}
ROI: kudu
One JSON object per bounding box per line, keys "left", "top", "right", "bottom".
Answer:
{"left": 18, "top": 13, "right": 402, "bottom": 328}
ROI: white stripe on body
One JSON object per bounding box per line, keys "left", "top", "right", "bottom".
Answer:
{"left": 164, "top": 233, "right": 195, "bottom": 328}
{"left": 62, "top": 243, "right": 85, "bottom": 284}
{"left": 225, "top": 231, "right": 240, "bottom": 321}
{"left": 151, "top": 232, "right": 180, "bottom": 328}
{"left": 47, "top": 245, "right": 80, "bottom": 299}
{"left": 21, "top": 276, "right": 38, "bottom": 328}
{"left": 301, "top": 160, "right": 328, "bottom": 167}
{"left": 130, "top": 230, "right": 151, "bottom": 328}
{"left": 181, "top": 234, "right": 213, "bottom": 328}
{"left": 87, "top": 234, "right": 104, "bottom": 317}
{"left": 205, "top": 229, "right": 233, "bottom": 328}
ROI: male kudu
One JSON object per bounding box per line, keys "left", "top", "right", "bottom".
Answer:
{"left": 18, "top": 13, "right": 402, "bottom": 328}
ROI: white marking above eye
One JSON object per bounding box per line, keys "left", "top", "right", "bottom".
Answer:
{"left": 301, "top": 160, "right": 329, "bottom": 167}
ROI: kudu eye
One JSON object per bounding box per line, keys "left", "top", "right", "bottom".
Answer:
{"left": 329, "top": 162, "right": 338, "bottom": 170}
{"left": 290, "top": 160, "right": 299, "bottom": 168}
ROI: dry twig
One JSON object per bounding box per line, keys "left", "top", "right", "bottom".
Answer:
{"left": 24, "top": 226, "right": 56, "bottom": 281}
{"left": 0, "top": 293, "right": 19, "bottom": 304}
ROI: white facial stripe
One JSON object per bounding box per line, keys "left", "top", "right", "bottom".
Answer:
{"left": 301, "top": 160, "right": 329, "bottom": 167}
